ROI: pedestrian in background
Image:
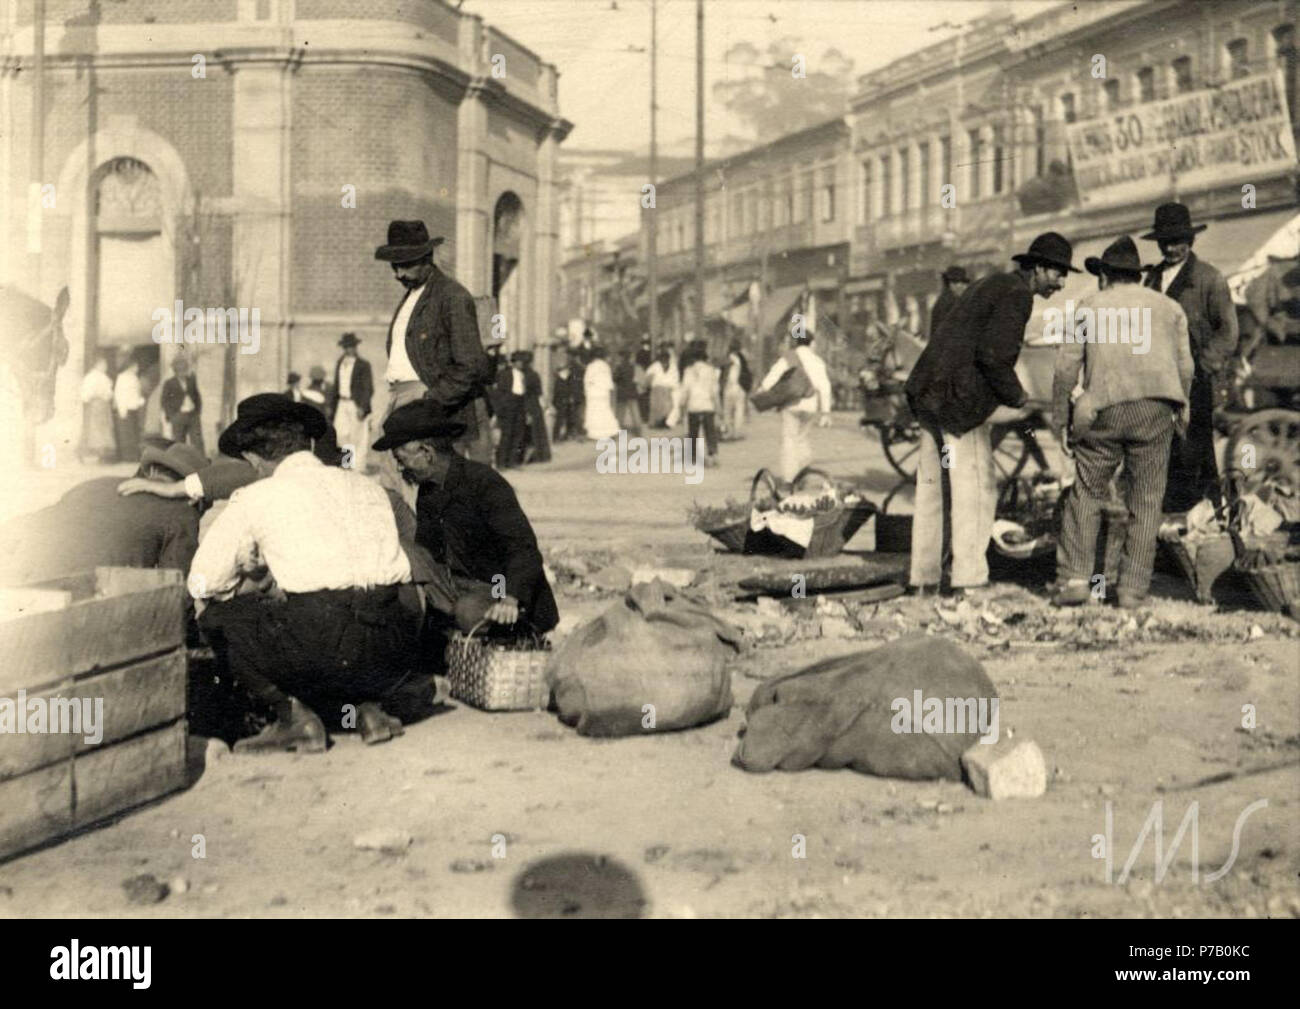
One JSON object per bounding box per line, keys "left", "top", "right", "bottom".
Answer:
{"left": 645, "top": 347, "right": 678, "bottom": 428}
{"left": 161, "top": 355, "right": 204, "bottom": 452}
{"left": 551, "top": 355, "right": 582, "bottom": 443}
{"left": 720, "top": 340, "right": 751, "bottom": 440}
{"left": 113, "top": 356, "right": 145, "bottom": 464}
{"left": 613, "top": 348, "right": 644, "bottom": 437}
{"left": 675, "top": 339, "right": 722, "bottom": 467}
{"left": 78, "top": 354, "right": 115, "bottom": 464}
{"left": 582, "top": 344, "right": 619, "bottom": 441}
{"left": 755, "top": 328, "right": 833, "bottom": 481}
{"left": 930, "top": 265, "right": 970, "bottom": 339}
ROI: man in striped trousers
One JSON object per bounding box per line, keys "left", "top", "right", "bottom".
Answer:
{"left": 1052, "top": 236, "right": 1195, "bottom": 608}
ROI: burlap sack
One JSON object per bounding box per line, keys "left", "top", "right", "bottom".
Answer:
{"left": 547, "top": 579, "right": 741, "bottom": 737}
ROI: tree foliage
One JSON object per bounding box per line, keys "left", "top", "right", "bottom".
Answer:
{"left": 711, "top": 38, "right": 855, "bottom": 143}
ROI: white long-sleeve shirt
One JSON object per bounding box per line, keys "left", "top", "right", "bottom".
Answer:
{"left": 187, "top": 451, "right": 411, "bottom": 601}
{"left": 757, "top": 345, "right": 832, "bottom": 414}
{"left": 112, "top": 370, "right": 144, "bottom": 417}
{"left": 81, "top": 369, "right": 113, "bottom": 404}
{"left": 645, "top": 360, "right": 679, "bottom": 389}
{"left": 676, "top": 360, "right": 720, "bottom": 413}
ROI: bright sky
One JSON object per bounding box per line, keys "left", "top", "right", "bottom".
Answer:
{"left": 461, "top": 0, "right": 1063, "bottom": 155}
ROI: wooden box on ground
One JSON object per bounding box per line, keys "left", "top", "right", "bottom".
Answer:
{"left": 0, "top": 567, "right": 187, "bottom": 862}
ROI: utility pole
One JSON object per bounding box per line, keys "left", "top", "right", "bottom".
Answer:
{"left": 692, "top": 0, "right": 704, "bottom": 347}
{"left": 647, "top": 0, "right": 658, "bottom": 352}
{"left": 28, "top": 0, "right": 46, "bottom": 277}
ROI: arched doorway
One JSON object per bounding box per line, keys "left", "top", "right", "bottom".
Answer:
{"left": 492, "top": 192, "right": 525, "bottom": 350}
{"left": 91, "top": 158, "right": 170, "bottom": 396}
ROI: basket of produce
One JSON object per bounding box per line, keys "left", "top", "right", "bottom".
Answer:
{"left": 688, "top": 498, "right": 751, "bottom": 553}
{"left": 742, "top": 467, "right": 874, "bottom": 559}
{"left": 1233, "top": 530, "right": 1300, "bottom": 614}
{"left": 445, "top": 620, "right": 552, "bottom": 711}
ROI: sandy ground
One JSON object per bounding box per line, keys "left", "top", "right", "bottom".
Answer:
{"left": 2, "top": 412, "right": 1298, "bottom": 918}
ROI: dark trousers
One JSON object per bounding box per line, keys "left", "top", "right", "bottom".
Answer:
{"left": 552, "top": 397, "right": 581, "bottom": 442}
{"left": 496, "top": 396, "right": 526, "bottom": 468}
{"left": 114, "top": 408, "right": 141, "bottom": 463}
{"left": 199, "top": 585, "right": 420, "bottom": 727}
{"left": 1163, "top": 369, "right": 1219, "bottom": 513}
{"left": 168, "top": 411, "right": 205, "bottom": 452}
{"left": 687, "top": 411, "right": 719, "bottom": 456}
{"left": 1059, "top": 399, "right": 1175, "bottom": 596}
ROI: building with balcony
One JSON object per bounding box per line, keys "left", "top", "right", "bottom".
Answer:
{"left": 643, "top": 117, "right": 855, "bottom": 365}
{"left": 849, "top": 0, "right": 1298, "bottom": 343}
{"left": 0, "top": 0, "right": 571, "bottom": 454}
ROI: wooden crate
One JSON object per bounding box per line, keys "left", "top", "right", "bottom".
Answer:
{"left": 0, "top": 567, "right": 188, "bottom": 862}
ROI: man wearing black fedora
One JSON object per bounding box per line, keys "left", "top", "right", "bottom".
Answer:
{"left": 373, "top": 400, "right": 558, "bottom": 637}
{"left": 1052, "top": 236, "right": 1195, "bottom": 608}
{"left": 332, "top": 331, "right": 374, "bottom": 474}
{"left": 189, "top": 393, "right": 419, "bottom": 752}
{"left": 374, "top": 220, "right": 494, "bottom": 497}
{"left": 905, "top": 232, "right": 1074, "bottom": 597}
{"left": 1141, "top": 202, "right": 1238, "bottom": 512}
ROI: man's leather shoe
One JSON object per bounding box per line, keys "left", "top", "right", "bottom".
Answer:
{"left": 358, "top": 702, "right": 405, "bottom": 745}
{"left": 1053, "top": 581, "right": 1092, "bottom": 607}
{"left": 1116, "top": 589, "right": 1147, "bottom": 609}
{"left": 233, "top": 700, "right": 327, "bottom": 754}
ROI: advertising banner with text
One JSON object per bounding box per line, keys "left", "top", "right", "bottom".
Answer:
{"left": 1066, "top": 70, "right": 1296, "bottom": 209}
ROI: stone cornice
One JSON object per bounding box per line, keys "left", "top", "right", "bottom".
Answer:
{"left": 1, "top": 18, "right": 562, "bottom": 124}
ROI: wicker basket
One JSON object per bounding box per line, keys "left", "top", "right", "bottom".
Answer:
{"left": 700, "top": 518, "right": 749, "bottom": 553}
{"left": 1239, "top": 561, "right": 1300, "bottom": 614}
{"left": 446, "top": 621, "right": 552, "bottom": 711}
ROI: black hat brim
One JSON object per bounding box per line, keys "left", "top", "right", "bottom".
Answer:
{"left": 1012, "top": 253, "right": 1082, "bottom": 274}
{"left": 372, "top": 421, "right": 467, "bottom": 453}
{"left": 374, "top": 237, "right": 445, "bottom": 263}
{"left": 1141, "top": 224, "right": 1207, "bottom": 242}
{"left": 218, "top": 400, "right": 329, "bottom": 458}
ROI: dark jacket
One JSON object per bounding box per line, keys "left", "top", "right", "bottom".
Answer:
{"left": 332, "top": 355, "right": 374, "bottom": 416}
{"left": 414, "top": 455, "right": 558, "bottom": 633}
{"left": 905, "top": 270, "right": 1033, "bottom": 434}
{"left": 387, "top": 267, "right": 493, "bottom": 437}
{"left": 160, "top": 374, "right": 201, "bottom": 420}
{"left": 1144, "top": 252, "right": 1239, "bottom": 376}
{"left": 929, "top": 287, "right": 959, "bottom": 339}
{"left": 552, "top": 368, "right": 580, "bottom": 409}
{"left": 0, "top": 477, "right": 199, "bottom": 585}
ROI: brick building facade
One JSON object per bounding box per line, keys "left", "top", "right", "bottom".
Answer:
{"left": 1, "top": 0, "right": 570, "bottom": 453}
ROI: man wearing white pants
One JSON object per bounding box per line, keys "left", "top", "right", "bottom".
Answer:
{"left": 332, "top": 332, "right": 374, "bottom": 476}
{"left": 903, "top": 232, "right": 1075, "bottom": 596}
{"left": 756, "top": 331, "right": 833, "bottom": 481}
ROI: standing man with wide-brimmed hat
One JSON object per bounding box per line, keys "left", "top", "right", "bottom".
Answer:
{"left": 374, "top": 220, "right": 494, "bottom": 499}
{"left": 1140, "top": 202, "right": 1238, "bottom": 512}
{"left": 905, "top": 232, "right": 1076, "bottom": 597}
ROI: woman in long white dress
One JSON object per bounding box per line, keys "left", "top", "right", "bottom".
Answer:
{"left": 582, "top": 345, "right": 620, "bottom": 441}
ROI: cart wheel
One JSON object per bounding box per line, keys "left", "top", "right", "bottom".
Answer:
{"left": 990, "top": 424, "right": 1033, "bottom": 482}
{"left": 880, "top": 419, "right": 922, "bottom": 481}
{"left": 1225, "top": 408, "right": 1300, "bottom": 495}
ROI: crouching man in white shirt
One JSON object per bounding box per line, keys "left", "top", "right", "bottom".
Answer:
{"left": 189, "top": 394, "right": 420, "bottom": 753}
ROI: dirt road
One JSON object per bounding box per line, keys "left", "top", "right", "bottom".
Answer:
{"left": 2, "top": 413, "right": 1297, "bottom": 918}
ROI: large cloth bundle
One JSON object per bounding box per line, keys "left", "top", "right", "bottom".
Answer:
{"left": 547, "top": 579, "right": 742, "bottom": 737}
{"left": 733, "top": 635, "right": 998, "bottom": 780}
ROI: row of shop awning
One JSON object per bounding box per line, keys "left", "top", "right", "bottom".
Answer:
{"left": 1023, "top": 206, "right": 1300, "bottom": 346}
